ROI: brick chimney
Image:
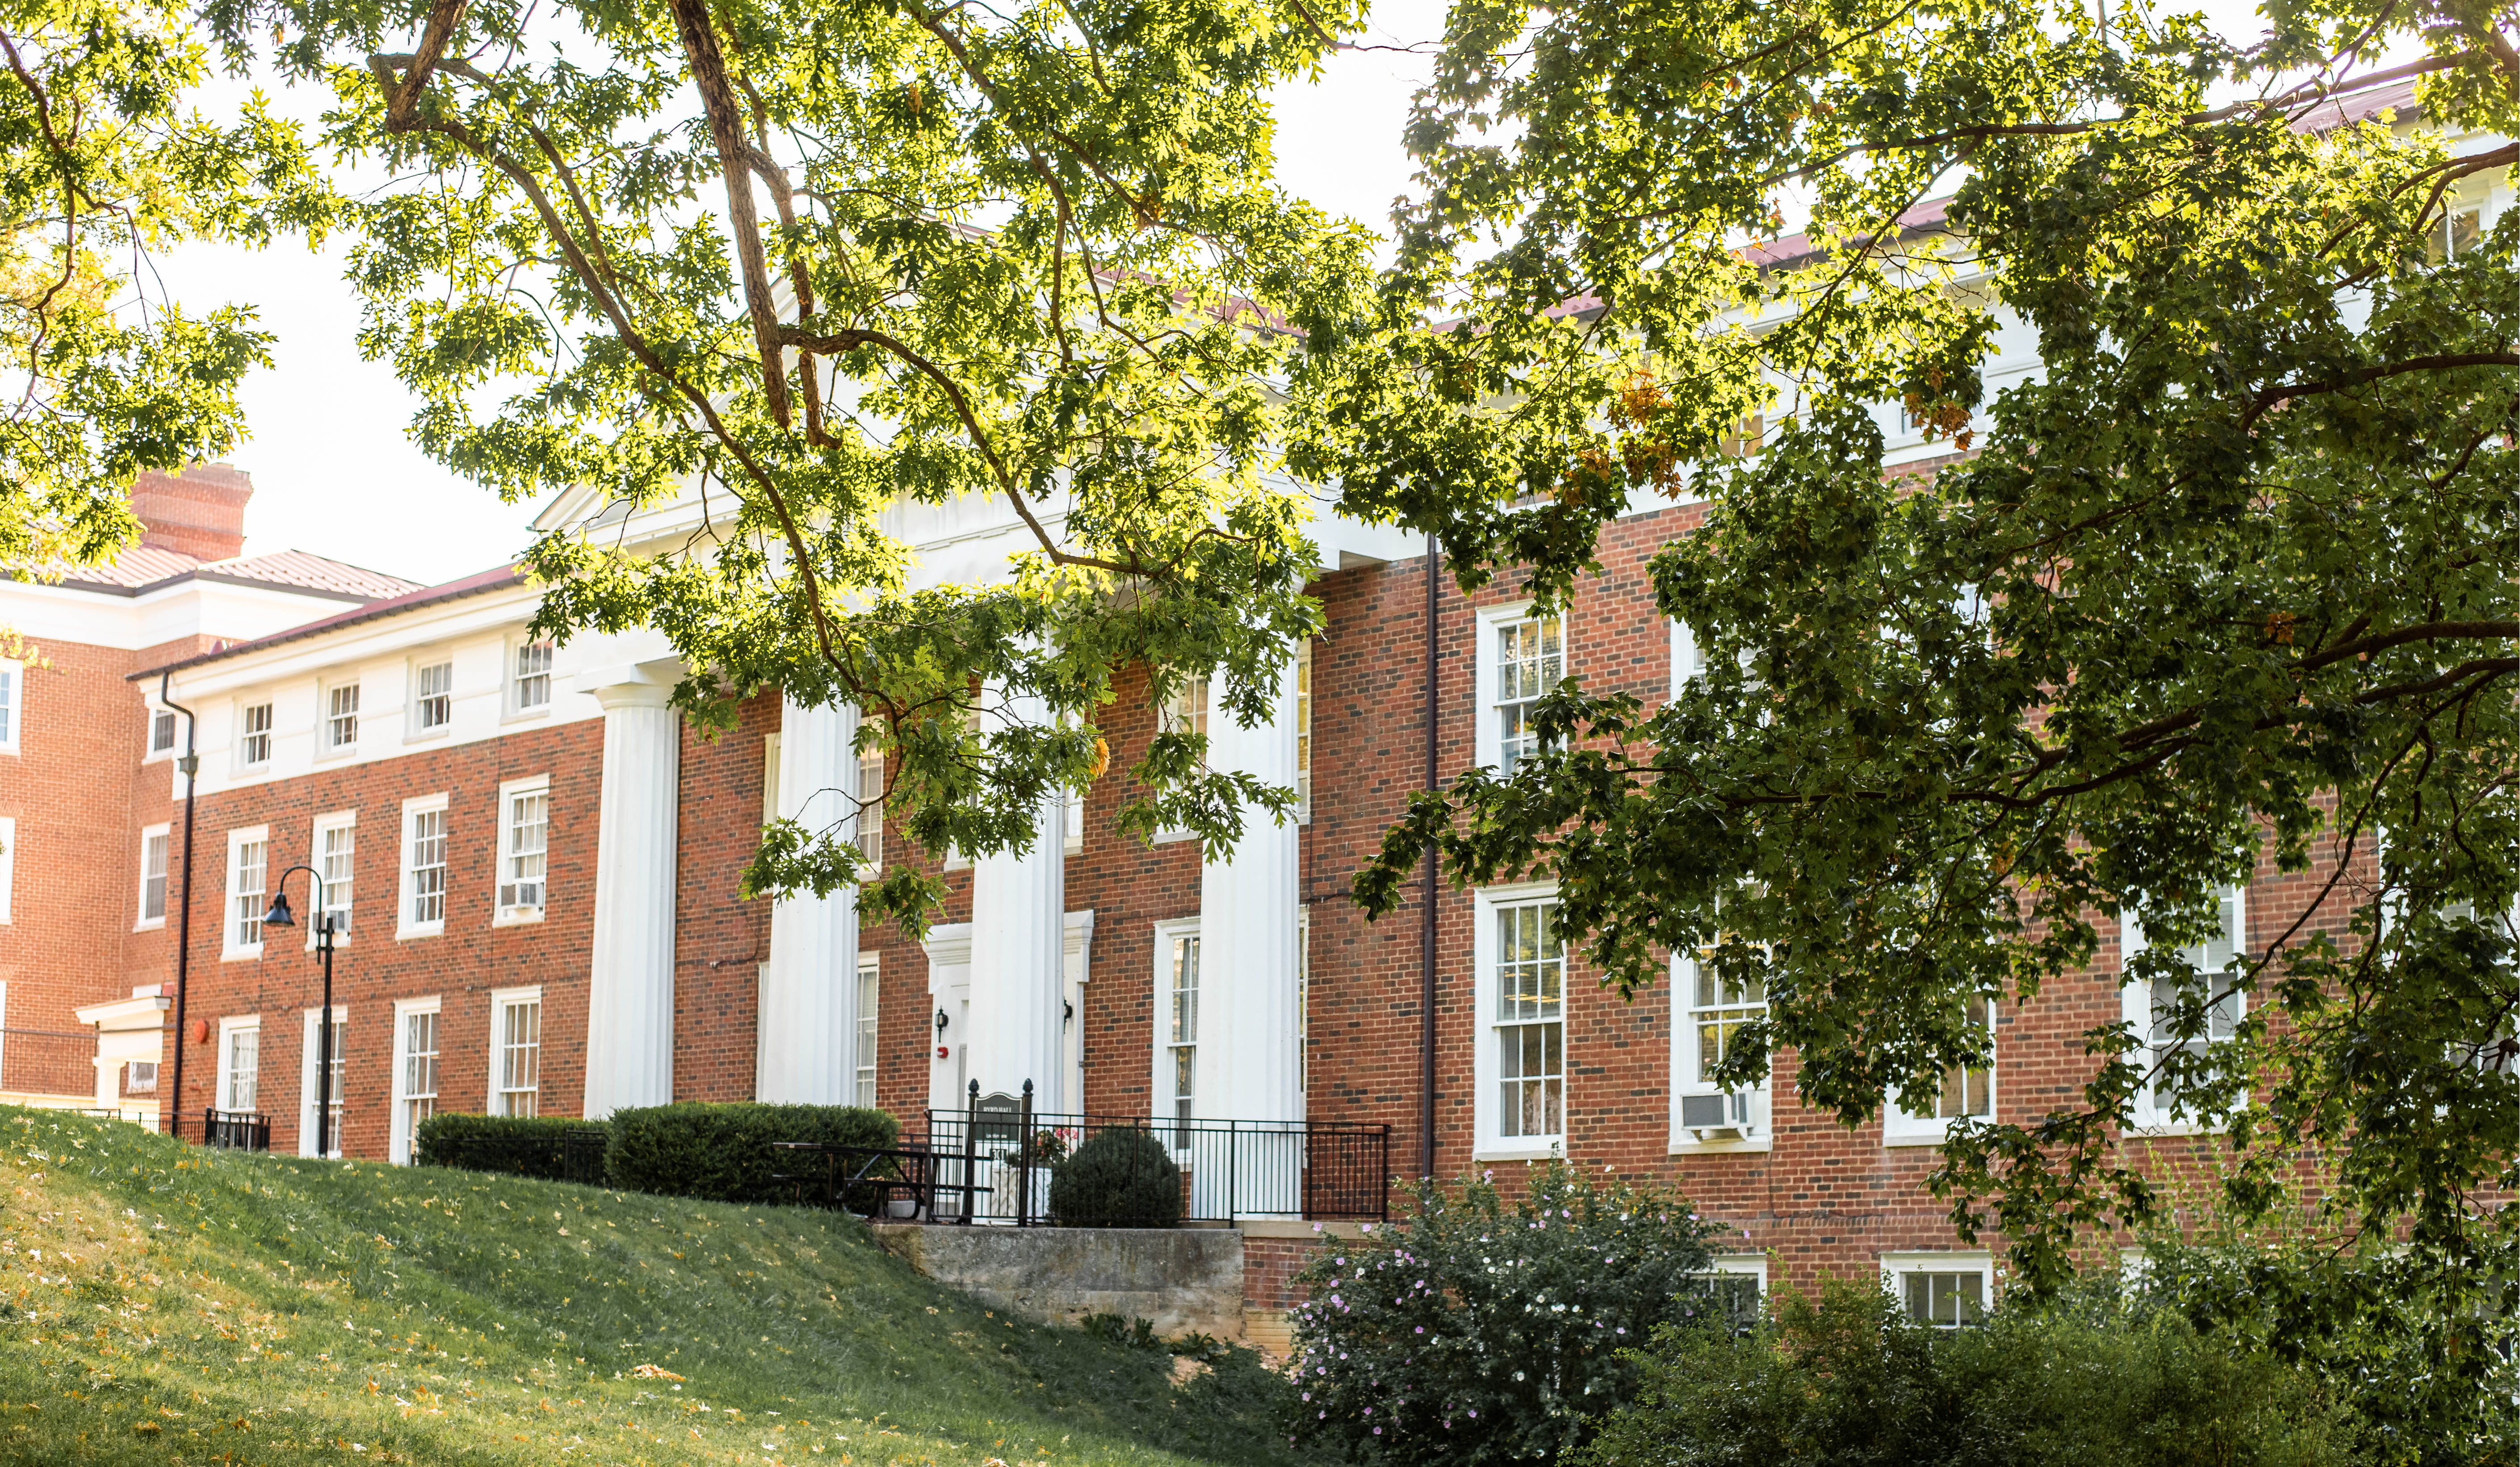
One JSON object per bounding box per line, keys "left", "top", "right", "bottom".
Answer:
{"left": 129, "top": 463, "right": 252, "bottom": 562}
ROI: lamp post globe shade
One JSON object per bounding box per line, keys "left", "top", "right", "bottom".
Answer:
{"left": 261, "top": 891, "right": 298, "bottom": 928}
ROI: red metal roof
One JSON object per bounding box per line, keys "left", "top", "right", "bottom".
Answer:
{"left": 129, "top": 562, "right": 530, "bottom": 680}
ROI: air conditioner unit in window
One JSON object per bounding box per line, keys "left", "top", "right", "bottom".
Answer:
{"left": 1680, "top": 1090, "right": 1757, "bottom": 1141}
{"left": 500, "top": 882, "right": 543, "bottom": 911}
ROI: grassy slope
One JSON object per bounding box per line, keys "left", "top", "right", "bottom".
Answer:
{"left": 0, "top": 1107, "right": 1304, "bottom": 1467}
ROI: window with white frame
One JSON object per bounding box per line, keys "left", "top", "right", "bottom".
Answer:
{"left": 0, "top": 657, "right": 18, "bottom": 753}
{"left": 1153, "top": 677, "right": 1209, "bottom": 843}
{"left": 239, "top": 700, "right": 273, "bottom": 767}
{"left": 1882, "top": 995, "right": 1996, "bottom": 1144}
{"left": 0, "top": 816, "right": 14, "bottom": 924}
{"left": 857, "top": 750, "right": 885, "bottom": 870}
{"left": 413, "top": 659, "right": 454, "bottom": 733}
{"left": 1483, "top": 611, "right": 1564, "bottom": 773}
{"left": 124, "top": 1060, "right": 157, "bottom": 1095}
{"left": 313, "top": 813, "right": 355, "bottom": 938}
{"left": 1883, "top": 1253, "right": 1993, "bottom": 1328}
{"left": 1155, "top": 923, "right": 1200, "bottom": 1129}
{"left": 391, "top": 999, "right": 440, "bottom": 1164}
{"left": 299, "top": 1007, "right": 347, "bottom": 1158}
{"left": 1672, "top": 944, "right": 1770, "bottom": 1146}
{"left": 324, "top": 681, "right": 360, "bottom": 751}
{"left": 225, "top": 827, "right": 269, "bottom": 956}
{"left": 149, "top": 707, "right": 177, "bottom": 756}
{"left": 2426, "top": 206, "right": 2482, "bottom": 264}
{"left": 1671, "top": 621, "right": 1708, "bottom": 696}
{"left": 218, "top": 1019, "right": 260, "bottom": 1111}
{"left": 491, "top": 989, "right": 541, "bottom": 1116}
{"left": 512, "top": 640, "right": 553, "bottom": 712}
{"left": 496, "top": 778, "right": 549, "bottom": 922}
{"left": 1295, "top": 639, "right": 1313, "bottom": 823}
{"left": 1476, "top": 888, "right": 1565, "bottom": 1150}
{"left": 2122, "top": 886, "right": 2246, "bottom": 1126}
{"left": 855, "top": 957, "right": 881, "bottom": 1108}
{"left": 1693, "top": 1256, "right": 1768, "bottom": 1334}
{"left": 400, "top": 796, "right": 449, "bottom": 936}
{"left": 760, "top": 732, "right": 782, "bottom": 825}
{"left": 137, "top": 825, "right": 170, "bottom": 927}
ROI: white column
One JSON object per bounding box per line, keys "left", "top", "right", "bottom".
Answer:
{"left": 967, "top": 692, "right": 1068, "bottom": 1114}
{"left": 758, "top": 695, "right": 862, "bottom": 1104}
{"left": 1198, "top": 658, "right": 1304, "bottom": 1124}
{"left": 584, "top": 682, "right": 679, "bottom": 1117}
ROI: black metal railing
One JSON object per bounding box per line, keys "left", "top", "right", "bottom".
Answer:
{"left": 203, "top": 1109, "right": 271, "bottom": 1151}
{"left": 899, "top": 1083, "right": 1389, "bottom": 1226}
{"left": 418, "top": 1128, "right": 610, "bottom": 1184}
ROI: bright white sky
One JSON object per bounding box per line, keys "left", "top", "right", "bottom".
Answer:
{"left": 163, "top": 0, "right": 2299, "bottom": 586}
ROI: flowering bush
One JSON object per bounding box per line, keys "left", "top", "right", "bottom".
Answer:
{"left": 1285, "top": 1163, "right": 1728, "bottom": 1465}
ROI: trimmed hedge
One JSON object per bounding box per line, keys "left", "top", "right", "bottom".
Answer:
{"left": 604, "top": 1102, "right": 899, "bottom": 1204}
{"left": 414, "top": 1113, "right": 608, "bottom": 1182}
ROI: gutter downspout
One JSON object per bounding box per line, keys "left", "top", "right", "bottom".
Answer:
{"left": 159, "top": 671, "right": 199, "bottom": 1141}
{"left": 1421, "top": 535, "right": 1440, "bottom": 1179}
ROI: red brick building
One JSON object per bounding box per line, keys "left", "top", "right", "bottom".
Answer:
{"left": 0, "top": 435, "right": 2376, "bottom": 1331}
{"left": 0, "top": 465, "right": 418, "bottom": 1120}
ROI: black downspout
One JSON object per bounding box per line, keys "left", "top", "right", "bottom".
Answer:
{"left": 159, "top": 671, "right": 199, "bottom": 1142}
{"left": 1420, "top": 536, "right": 1440, "bottom": 1179}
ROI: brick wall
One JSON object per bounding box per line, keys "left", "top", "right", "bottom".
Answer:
{"left": 0, "top": 637, "right": 154, "bottom": 1096}
{"left": 167, "top": 717, "right": 605, "bottom": 1154}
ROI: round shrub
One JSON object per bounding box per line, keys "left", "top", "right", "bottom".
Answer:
{"left": 1049, "top": 1127, "right": 1182, "bottom": 1228}
{"left": 1287, "top": 1162, "right": 1725, "bottom": 1466}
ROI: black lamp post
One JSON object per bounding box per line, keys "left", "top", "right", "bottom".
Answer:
{"left": 259, "top": 868, "right": 337, "bottom": 1160}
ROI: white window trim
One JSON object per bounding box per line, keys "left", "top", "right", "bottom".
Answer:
{"left": 234, "top": 697, "right": 276, "bottom": 774}
{"left": 1881, "top": 998, "right": 1997, "bottom": 1147}
{"left": 0, "top": 816, "right": 15, "bottom": 926}
{"left": 298, "top": 1005, "right": 349, "bottom": 1159}
{"left": 221, "top": 825, "right": 271, "bottom": 960}
{"left": 487, "top": 984, "right": 544, "bottom": 1116}
{"left": 1473, "top": 880, "right": 1567, "bottom": 1161}
{"left": 492, "top": 774, "right": 550, "bottom": 926}
{"left": 145, "top": 702, "right": 178, "bottom": 762}
{"left": 503, "top": 634, "right": 557, "bottom": 722}
{"left": 854, "top": 952, "right": 881, "bottom": 1109}
{"left": 134, "top": 822, "right": 171, "bottom": 931}
{"left": 406, "top": 654, "right": 457, "bottom": 743}
{"left": 316, "top": 676, "right": 361, "bottom": 760}
{"left": 1670, "top": 620, "right": 1704, "bottom": 700}
{"left": 760, "top": 732, "right": 783, "bottom": 826}
{"left": 214, "top": 1015, "right": 262, "bottom": 1114}
{"left": 389, "top": 995, "right": 442, "bottom": 1165}
{"left": 1149, "top": 675, "right": 1209, "bottom": 846}
{"left": 1149, "top": 918, "right": 1201, "bottom": 1126}
{"left": 398, "top": 793, "right": 450, "bottom": 940}
{"left": 1669, "top": 946, "right": 1774, "bottom": 1154}
{"left": 1294, "top": 638, "right": 1313, "bottom": 826}
{"left": 2119, "top": 886, "right": 2248, "bottom": 1136}
{"left": 308, "top": 810, "right": 356, "bottom": 949}
{"left": 1699, "top": 1253, "right": 1769, "bottom": 1329}
{"left": 1879, "top": 1250, "right": 1996, "bottom": 1328}
{"left": 0, "top": 655, "right": 21, "bottom": 755}
{"left": 1473, "top": 601, "right": 1565, "bottom": 773}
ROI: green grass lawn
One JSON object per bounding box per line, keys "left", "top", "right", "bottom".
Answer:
{"left": 0, "top": 1107, "right": 1305, "bottom": 1467}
